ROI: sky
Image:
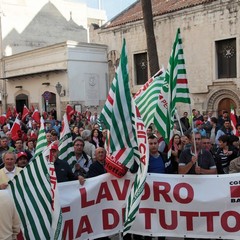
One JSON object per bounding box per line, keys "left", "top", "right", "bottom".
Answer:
{"left": 77, "top": 0, "right": 137, "bottom": 20}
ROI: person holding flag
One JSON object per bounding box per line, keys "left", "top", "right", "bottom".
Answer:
{"left": 178, "top": 132, "right": 217, "bottom": 175}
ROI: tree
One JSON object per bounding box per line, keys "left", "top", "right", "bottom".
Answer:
{"left": 141, "top": 0, "right": 159, "bottom": 76}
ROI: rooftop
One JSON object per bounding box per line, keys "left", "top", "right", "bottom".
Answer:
{"left": 103, "top": 0, "right": 218, "bottom": 28}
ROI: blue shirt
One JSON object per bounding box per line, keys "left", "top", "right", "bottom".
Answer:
{"left": 148, "top": 154, "right": 165, "bottom": 173}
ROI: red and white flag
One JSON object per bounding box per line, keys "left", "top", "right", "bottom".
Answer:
{"left": 6, "top": 107, "right": 12, "bottom": 119}
{"left": 22, "top": 105, "right": 30, "bottom": 122}
{"left": 0, "top": 114, "right": 6, "bottom": 125}
{"left": 13, "top": 106, "right": 18, "bottom": 117}
{"left": 10, "top": 116, "right": 21, "bottom": 141}
{"left": 32, "top": 109, "right": 40, "bottom": 124}
{"left": 230, "top": 105, "right": 237, "bottom": 135}
{"left": 66, "top": 105, "right": 75, "bottom": 122}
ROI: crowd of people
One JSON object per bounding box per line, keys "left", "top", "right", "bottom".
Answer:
{"left": 0, "top": 107, "right": 240, "bottom": 239}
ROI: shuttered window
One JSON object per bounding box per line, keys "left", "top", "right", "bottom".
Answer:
{"left": 134, "top": 52, "right": 148, "bottom": 85}
{"left": 216, "top": 38, "right": 236, "bottom": 79}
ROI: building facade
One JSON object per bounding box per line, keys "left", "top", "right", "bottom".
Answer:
{"left": 0, "top": 0, "right": 107, "bottom": 115}
{"left": 4, "top": 41, "right": 108, "bottom": 120}
{"left": 90, "top": 0, "right": 240, "bottom": 116}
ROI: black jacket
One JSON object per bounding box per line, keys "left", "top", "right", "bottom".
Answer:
{"left": 54, "top": 158, "right": 77, "bottom": 182}
{"left": 86, "top": 161, "right": 106, "bottom": 178}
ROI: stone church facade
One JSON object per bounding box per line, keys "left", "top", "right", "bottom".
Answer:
{"left": 90, "top": 0, "right": 240, "bottom": 116}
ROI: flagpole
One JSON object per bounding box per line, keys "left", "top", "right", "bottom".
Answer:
{"left": 189, "top": 106, "right": 197, "bottom": 163}
{"left": 175, "top": 108, "right": 183, "bottom": 135}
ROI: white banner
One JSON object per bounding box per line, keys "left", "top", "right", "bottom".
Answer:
{"left": 59, "top": 173, "right": 240, "bottom": 240}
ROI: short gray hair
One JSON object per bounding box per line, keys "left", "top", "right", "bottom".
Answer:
{"left": 2, "top": 151, "right": 16, "bottom": 162}
{"left": 81, "top": 130, "right": 91, "bottom": 140}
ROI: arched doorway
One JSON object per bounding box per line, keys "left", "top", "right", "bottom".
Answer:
{"left": 207, "top": 89, "right": 240, "bottom": 117}
{"left": 16, "top": 94, "right": 28, "bottom": 113}
{"left": 42, "top": 91, "right": 57, "bottom": 119}
{"left": 218, "top": 98, "right": 236, "bottom": 116}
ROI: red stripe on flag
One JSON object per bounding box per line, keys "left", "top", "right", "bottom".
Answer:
{"left": 115, "top": 148, "right": 126, "bottom": 160}
{"left": 107, "top": 95, "right": 114, "bottom": 105}
{"left": 177, "top": 78, "right": 188, "bottom": 84}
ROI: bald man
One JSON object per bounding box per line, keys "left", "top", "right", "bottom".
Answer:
{"left": 78, "top": 147, "right": 107, "bottom": 185}
{"left": 87, "top": 147, "right": 107, "bottom": 178}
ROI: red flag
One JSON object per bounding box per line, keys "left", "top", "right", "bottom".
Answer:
{"left": 32, "top": 109, "right": 40, "bottom": 124}
{"left": 10, "top": 116, "right": 21, "bottom": 141}
{"left": 13, "top": 106, "right": 18, "bottom": 117}
{"left": 42, "top": 111, "right": 48, "bottom": 120}
{"left": 22, "top": 105, "right": 30, "bottom": 122}
{"left": 0, "top": 114, "right": 6, "bottom": 125}
{"left": 30, "top": 130, "right": 37, "bottom": 140}
{"left": 31, "top": 105, "right": 35, "bottom": 113}
{"left": 6, "top": 107, "right": 12, "bottom": 119}
{"left": 66, "top": 105, "right": 75, "bottom": 122}
{"left": 231, "top": 105, "right": 237, "bottom": 135}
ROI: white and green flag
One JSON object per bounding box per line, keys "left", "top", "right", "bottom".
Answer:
{"left": 35, "top": 116, "right": 47, "bottom": 156}
{"left": 134, "top": 29, "right": 191, "bottom": 132}
{"left": 134, "top": 69, "right": 165, "bottom": 128}
{"left": 9, "top": 150, "right": 62, "bottom": 240}
{"left": 58, "top": 113, "right": 75, "bottom": 171}
{"left": 154, "top": 28, "right": 189, "bottom": 156}
{"left": 100, "top": 39, "right": 149, "bottom": 234}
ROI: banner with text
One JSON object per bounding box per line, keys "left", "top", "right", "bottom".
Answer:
{"left": 59, "top": 173, "right": 240, "bottom": 240}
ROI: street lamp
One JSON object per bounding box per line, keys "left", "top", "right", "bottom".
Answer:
{"left": 55, "top": 82, "right": 65, "bottom": 120}
{"left": 55, "top": 82, "right": 62, "bottom": 96}
{"left": 55, "top": 82, "right": 65, "bottom": 97}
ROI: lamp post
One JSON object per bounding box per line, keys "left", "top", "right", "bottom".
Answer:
{"left": 55, "top": 82, "right": 62, "bottom": 96}
{"left": 55, "top": 82, "right": 63, "bottom": 119}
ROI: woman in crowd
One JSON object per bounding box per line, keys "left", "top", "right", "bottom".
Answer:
{"left": 215, "top": 135, "right": 238, "bottom": 174}
{"left": 171, "top": 134, "right": 182, "bottom": 173}
{"left": 90, "top": 128, "right": 104, "bottom": 148}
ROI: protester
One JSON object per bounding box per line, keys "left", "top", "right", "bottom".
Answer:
{"left": 26, "top": 139, "right": 35, "bottom": 158}
{"left": 0, "top": 190, "right": 20, "bottom": 240}
{"left": 215, "top": 119, "right": 234, "bottom": 144}
{"left": 178, "top": 132, "right": 217, "bottom": 175}
{"left": 215, "top": 135, "right": 238, "bottom": 174}
{"left": 52, "top": 120, "right": 61, "bottom": 137}
{"left": 90, "top": 128, "right": 104, "bottom": 148}
{"left": 202, "top": 114, "right": 212, "bottom": 137}
{"left": 50, "top": 144, "right": 78, "bottom": 182}
{"left": 148, "top": 134, "right": 172, "bottom": 174}
{"left": 90, "top": 111, "right": 99, "bottom": 125}
{"left": 146, "top": 125, "right": 153, "bottom": 136}
{"left": 193, "top": 120, "right": 206, "bottom": 137}
{"left": 16, "top": 151, "right": 29, "bottom": 168}
{"left": 180, "top": 111, "right": 190, "bottom": 131}
{"left": 0, "top": 136, "right": 14, "bottom": 168}
{"left": 181, "top": 133, "right": 192, "bottom": 150}
{"left": 171, "top": 134, "right": 182, "bottom": 173}
{"left": 154, "top": 130, "right": 167, "bottom": 153}
{"left": 209, "top": 117, "right": 218, "bottom": 145}
{"left": 81, "top": 130, "right": 96, "bottom": 161}
{"left": 73, "top": 137, "right": 92, "bottom": 177}
{"left": 229, "top": 156, "right": 240, "bottom": 173}
{"left": 192, "top": 109, "right": 204, "bottom": 125}
{"left": 0, "top": 152, "right": 21, "bottom": 189}
{"left": 217, "top": 110, "right": 229, "bottom": 128}
{"left": 72, "top": 126, "right": 80, "bottom": 140}
{"left": 46, "top": 131, "right": 53, "bottom": 145}
{"left": 13, "top": 138, "right": 32, "bottom": 161}
{"left": 87, "top": 147, "right": 107, "bottom": 178}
